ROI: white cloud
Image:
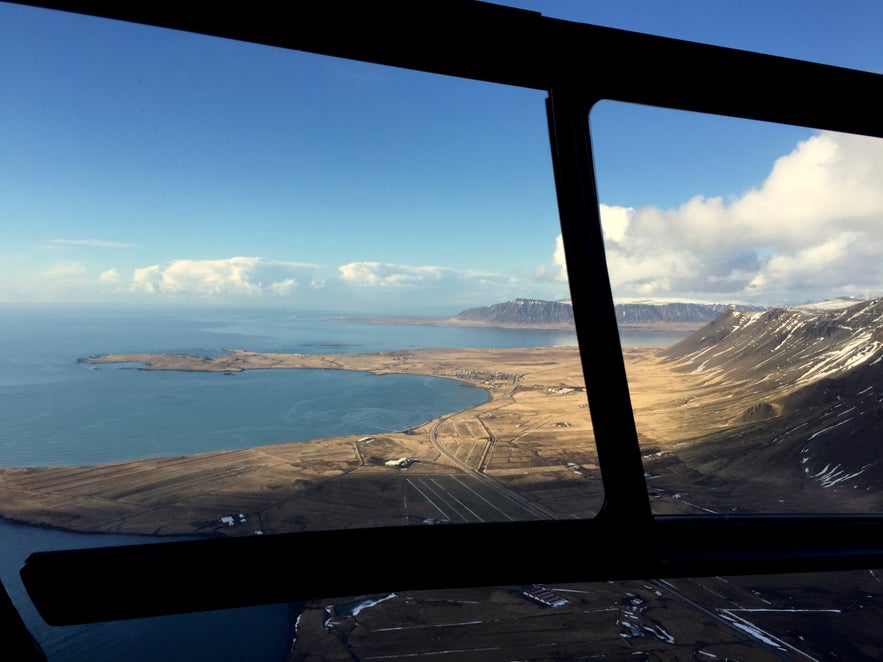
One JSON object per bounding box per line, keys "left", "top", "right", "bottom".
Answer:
{"left": 334, "top": 261, "right": 525, "bottom": 313}
{"left": 47, "top": 239, "right": 136, "bottom": 249}
{"left": 131, "top": 257, "right": 318, "bottom": 297}
{"left": 14, "top": 261, "right": 95, "bottom": 301}
{"left": 592, "top": 131, "right": 883, "bottom": 303}
{"left": 535, "top": 235, "right": 569, "bottom": 283}
{"left": 41, "top": 261, "right": 87, "bottom": 280}
{"left": 268, "top": 278, "right": 297, "bottom": 296}
{"left": 98, "top": 268, "right": 121, "bottom": 285}
{"left": 747, "top": 232, "right": 865, "bottom": 294}
{"left": 599, "top": 204, "right": 633, "bottom": 244}
{"left": 551, "top": 235, "right": 567, "bottom": 282}
{"left": 339, "top": 261, "right": 464, "bottom": 287}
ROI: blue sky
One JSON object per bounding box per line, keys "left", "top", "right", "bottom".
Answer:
{"left": 1, "top": 1, "right": 882, "bottom": 314}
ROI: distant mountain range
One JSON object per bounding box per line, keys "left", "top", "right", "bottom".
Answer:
{"left": 451, "top": 299, "right": 575, "bottom": 326}
{"left": 450, "top": 298, "right": 765, "bottom": 328}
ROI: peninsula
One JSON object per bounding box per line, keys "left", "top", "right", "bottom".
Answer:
{"left": 3, "top": 319, "right": 880, "bottom": 660}
{"left": 0, "top": 345, "right": 695, "bottom": 536}
{"left": 4, "top": 294, "right": 879, "bottom": 539}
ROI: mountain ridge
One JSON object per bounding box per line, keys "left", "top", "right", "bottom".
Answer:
{"left": 655, "top": 296, "right": 883, "bottom": 507}
{"left": 450, "top": 298, "right": 765, "bottom": 328}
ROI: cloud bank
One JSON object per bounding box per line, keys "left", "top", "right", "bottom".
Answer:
{"left": 81, "top": 257, "right": 521, "bottom": 312}
{"left": 28, "top": 130, "right": 877, "bottom": 310}
{"left": 131, "top": 257, "right": 318, "bottom": 297}
{"left": 338, "top": 262, "right": 449, "bottom": 287}
{"left": 592, "top": 131, "right": 883, "bottom": 303}
{"left": 41, "top": 261, "right": 87, "bottom": 280}
{"left": 337, "top": 261, "right": 503, "bottom": 288}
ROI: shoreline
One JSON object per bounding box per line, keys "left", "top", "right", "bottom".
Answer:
{"left": 0, "top": 346, "right": 601, "bottom": 535}
{"left": 0, "top": 513, "right": 213, "bottom": 540}
{"left": 342, "top": 316, "right": 576, "bottom": 330}
{"left": 341, "top": 316, "right": 705, "bottom": 333}
{"left": 7, "top": 344, "right": 776, "bottom": 537}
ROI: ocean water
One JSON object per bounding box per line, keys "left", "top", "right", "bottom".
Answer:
{"left": 0, "top": 304, "right": 682, "bottom": 660}
{"left": 1, "top": 363, "right": 495, "bottom": 467}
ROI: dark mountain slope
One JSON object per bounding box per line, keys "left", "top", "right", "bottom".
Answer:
{"left": 615, "top": 302, "right": 764, "bottom": 325}
{"left": 664, "top": 298, "right": 883, "bottom": 389}
{"left": 657, "top": 298, "right": 883, "bottom": 511}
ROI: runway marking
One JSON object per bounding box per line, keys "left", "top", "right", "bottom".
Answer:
{"left": 419, "top": 478, "right": 472, "bottom": 521}
{"left": 430, "top": 478, "right": 483, "bottom": 522}
{"left": 405, "top": 478, "right": 450, "bottom": 520}
{"left": 450, "top": 475, "right": 515, "bottom": 521}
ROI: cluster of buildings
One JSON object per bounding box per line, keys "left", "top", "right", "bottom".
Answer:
{"left": 385, "top": 457, "right": 417, "bottom": 468}
{"left": 520, "top": 584, "right": 569, "bottom": 608}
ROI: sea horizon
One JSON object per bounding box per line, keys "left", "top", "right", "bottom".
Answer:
{"left": 0, "top": 305, "right": 686, "bottom": 467}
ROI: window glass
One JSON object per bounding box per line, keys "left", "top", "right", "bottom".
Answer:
{"left": 590, "top": 100, "right": 883, "bottom": 515}
{"left": 286, "top": 570, "right": 883, "bottom": 659}
{"left": 0, "top": 5, "right": 603, "bottom": 656}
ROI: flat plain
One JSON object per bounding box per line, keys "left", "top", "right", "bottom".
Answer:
{"left": 2, "top": 346, "right": 879, "bottom": 660}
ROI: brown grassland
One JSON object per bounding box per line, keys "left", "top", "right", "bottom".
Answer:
{"left": 0, "top": 346, "right": 704, "bottom": 534}
{"left": 2, "top": 347, "right": 879, "bottom": 660}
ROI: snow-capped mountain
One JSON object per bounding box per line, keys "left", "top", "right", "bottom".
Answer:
{"left": 450, "top": 298, "right": 763, "bottom": 327}
{"left": 659, "top": 298, "right": 883, "bottom": 508}
{"left": 452, "top": 298, "right": 575, "bottom": 325}
{"left": 665, "top": 297, "right": 883, "bottom": 387}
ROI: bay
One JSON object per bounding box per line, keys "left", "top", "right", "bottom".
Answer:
{"left": 0, "top": 305, "right": 560, "bottom": 466}
{"left": 0, "top": 304, "right": 687, "bottom": 660}
{"left": 0, "top": 368, "right": 490, "bottom": 466}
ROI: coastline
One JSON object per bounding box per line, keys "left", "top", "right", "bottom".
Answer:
{"left": 341, "top": 316, "right": 704, "bottom": 333}
{"left": 0, "top": 346, "right": 598, "bottom": 535}
{"left": 342, "top": 316, "right": 576, "bottom": 330}
{"left": 1, "top": 345, "right": 726, "bottom": 537}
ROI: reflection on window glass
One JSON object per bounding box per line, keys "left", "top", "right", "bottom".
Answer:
{"left": 285, "top": 570, "right": 882, "bottom": 659}
{"left": 590, "top": 100, "right": 883, "bottom": 515}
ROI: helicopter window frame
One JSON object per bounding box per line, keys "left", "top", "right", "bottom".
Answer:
{"left": 5, "top": 0, "right": 883, "bottom": 627}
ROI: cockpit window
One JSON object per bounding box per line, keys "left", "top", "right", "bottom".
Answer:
{"left": 0, "top": 4, "right": 604, "bottom": 657}
{"left": 2, "top": 2, "right": 881, "bottom": 660}
{"left": 590, "top": 100, "right": 883, "bottom": 515}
